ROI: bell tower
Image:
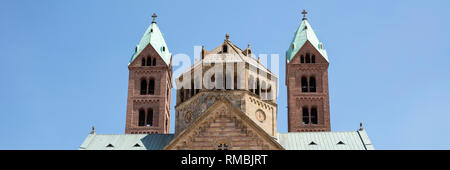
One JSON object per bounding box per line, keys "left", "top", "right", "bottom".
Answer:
{"left": 286, "top": 10, "right": 331, "bottom": 132}
{"left": 125, "top": 13, "right": 172, "bottom": 134}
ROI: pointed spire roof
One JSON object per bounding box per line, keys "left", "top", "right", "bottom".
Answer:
{"left": 129, "top": 14, "right": 171, "bottom": 65}
{"left": 286, "top": 14, "right": 328, "bottom": 62}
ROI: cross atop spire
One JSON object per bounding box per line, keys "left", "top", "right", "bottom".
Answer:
{"left": 302, "top": 9, "right": 308, "bottom": 20}
{"left": 152, "top": 13, "right": 158, "bottom": 23}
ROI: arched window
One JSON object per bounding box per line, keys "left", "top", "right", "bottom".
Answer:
{"left": 300, "top": 55, "right": 305, "bottom": 63}
{"left": 309, "top": 77, "right": 316, "bottom": 92}
{"left": 146, "top": 108, "right": 153, "bottom": 126}
{"left": 140, "top": 79, "right": 147, "bottom": 95}
{"left": 256, "top": 78, "right": 260, "bottom": 96}
{"left": 141, "top": 58, "right": 146, "bottom": 66}
{"left": 302, "top": 107, "right": 309, "bottom": 125}
{"left": 311, "top": 107, "right": 318, "bottom": 124}
{"left": 261, "top": 81, "right": 267, "bottom": 100}
{"left": 305, "top": 53, "right": 311, "bottom": 63}
{"left": 248, "top": 75, "right": 254, "bottom": 93}
{"left": 267, "top": 85, "right": 272, "bottom": 100}
{"left": 146, "top": 57, "right": 152, "bottom": 66}
{"left": 217, "top": 143, "right": 228, "bottom": 150}
{"left": 138, "top": 109, "right": 145, "bottom": 126}
{"left": 222, "top": 45, "right": 228, "bottom": 53}
{"left": 311, "top": 55, "right": 316, "bottom": 63}
{"left": 301, "top": 77, "right": 308, "bottom": 92}
{"left": 149, "top": 79, "right": 155, "bottom": 95}
{"left": 152, "top": 58, "right": 156, "bottom": 66}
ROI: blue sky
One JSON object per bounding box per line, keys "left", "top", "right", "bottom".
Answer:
{"left": 1, "top": 0, "right": 449, "bottom": 149}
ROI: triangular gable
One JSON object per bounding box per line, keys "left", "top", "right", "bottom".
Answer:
{"left": 288, "top": 40, "right": 329, "bottom": 65}
{"left": 128, "top": 42, "right": 171, "bottom": 68}
{"left": 164, "top": 97, "right": 284, "bottom": 150}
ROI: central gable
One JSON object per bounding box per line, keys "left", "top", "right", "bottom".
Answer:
{"left": 164, "top": 98, "right": 284, "bottom": 150}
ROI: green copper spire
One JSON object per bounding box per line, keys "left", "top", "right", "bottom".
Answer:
{"left": 129, "top": 13, "right": 171, "bottom": 65}
{"left": 286, "top": 10, "right": 328, "bottom": 62}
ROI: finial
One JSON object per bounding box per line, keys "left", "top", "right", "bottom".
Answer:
{"left": 302, "top": 9, "right": 308, "bottom": 20}
{"left": 225, "top": 33, "right": 230, "bottom": 40}
{"left": 90, "top": 125, "right": 95, "bottom": 134}
{"left": 248, "top": 44, "right": 251, "bottom": 48}
{"left": 359, "top": 122, "right": 364, "bottom": 131}
{"left": 152, "top": 13, "right": 158, "bottom": 23}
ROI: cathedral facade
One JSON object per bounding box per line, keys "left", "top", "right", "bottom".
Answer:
{"left": 80, "top": 11, "right": 373, "bottom": 150}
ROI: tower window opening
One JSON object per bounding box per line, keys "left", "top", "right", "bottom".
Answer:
{"left": 261, "top": 81, "right": 267, "bottom": 100}
{"left": 267, "top": 85, "right": 272, "bottom": 100}
{"left": 152, "top": 58, "right": 156, "bottom": 66}
{"left": 140, "top": 79, "right": 147, "bottom": 95}
{"left": 300, "top": 55, "right": 305, "bottom": 63}
{"left": 138, "top": 109, "right": 145, "bottom": 126}
{"left": 256, "top": 78, "right": 260, "bottom": 96}
{"left": 302, "top": 107, "right": 310, "bottom": 125}
{"left": 146, "top": 108, "right": 153, "bottom": 126}
{"left": 301, "top": 77, "right": 308, "bottom": 92}
{"left": 311, "top": 107, "right": 318, "bottom": 124}
{"left": 249, "top": 75, "right": 255, "bottom": 93}
{"left": 309, "top": 77, "right": 316, "bottom": 92}
{"left": 222, "top": 45, "right": 228, "bottom": 53}
{"left": 141, "top": 58, "right": 146, "bottom": 66}
{"left": 149, "top": 79, "right": 155, "bottom": 95}
{"left": 147, "top": 57, "right": 152, "bottom": 66}
{"left": 305, "top": 53, "right": 311, "bottom": 63}
{"left": 312, "top": 55, "right": 316, "bottom": 63}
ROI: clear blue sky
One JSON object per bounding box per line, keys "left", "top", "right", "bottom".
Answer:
{"left": 1, "top": 0, "right": 449, "bottom": 149}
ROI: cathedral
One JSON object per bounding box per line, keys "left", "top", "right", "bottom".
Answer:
{"left": 80, "top": 11, "right": 374, "bottom": 150}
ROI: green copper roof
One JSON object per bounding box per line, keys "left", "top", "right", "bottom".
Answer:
{"left": 286, "top": 19, "right": 328, "bottom": 62}
{"left": 278, "top": 130, "right": 374, "bottom": 150}
{"left": 129, "top": 22, "right": 171, "bottom": 65}
{"left": 79, "top": 134, "right": 174, "bottom": 150}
